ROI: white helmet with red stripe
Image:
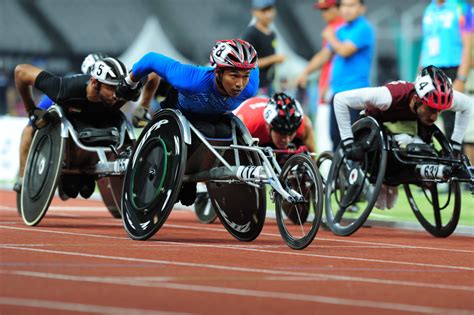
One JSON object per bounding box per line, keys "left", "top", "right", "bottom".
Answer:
{"left": 210, "top": 39, "right": 258, "bottom": 69}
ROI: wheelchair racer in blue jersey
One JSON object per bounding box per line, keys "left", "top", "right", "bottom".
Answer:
{"left": 117, "top": 38, "right": 260, "bottom": 205}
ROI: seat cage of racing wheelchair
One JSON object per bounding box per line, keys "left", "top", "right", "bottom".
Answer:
{"left": 324, "top": 116, "right": 473, "bottom": 238}
{"left": 122, "top": 109, "right": 324, "bottom": 249}
{"left": 19, "top": 104, "right": 136, "bottom": 226}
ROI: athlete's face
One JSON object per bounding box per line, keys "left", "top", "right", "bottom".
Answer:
{"left": 97, "top": 82, "right": 118, "bottom": 106}
{"left": 270, "top": 129, "right": 297, "bottom": 149}
{"left": 218, "top": 69, "right": 251, "bottom": 97}
{"left": 417, "top": 103, "right": 441, "bottom": 126}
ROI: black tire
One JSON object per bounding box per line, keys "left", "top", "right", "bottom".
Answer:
{"left": 194, "top": 191, "right": 217, "bottom": 224}
{"left": 325, "top": 117, "right": 387, "bottom": 236}
{"left": 21, "top": 121, "right": 65, "bottom": 226}
{"left": 275, "top": 154, "right": 324, "bottom": 250}
{"left": 208, "top": 118, "right": 266, "bottom": 242}
{"left": 97, "top": 176, "right": 124, "bottom": 219}
{"left": 316, "top": 150, "right": 334, "bottom": 188}
{"left": 404, "top": 127, "right": 461, "bottom": 237}
{"left": 121, "top": 110, "right": 187, "bottom": 240}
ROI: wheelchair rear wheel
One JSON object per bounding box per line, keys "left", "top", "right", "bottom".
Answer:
{"left": 122, "top": 111, "right": 187, "bottom": 240}
{"left": 21, "top": 121, "right": 65, "bottom": 226}
{"left": 325, "top": 117, "right": 387, "bottom": 236}
{"left": 275, "top": 154, "right": 324, "bottom": 250}
{"left": 208, "top": 119, "right": 266, "bottom": 242}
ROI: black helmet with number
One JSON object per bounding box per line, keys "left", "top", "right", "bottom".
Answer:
{"left": 81, "top": 53, "right": 108, "bottom": 74}
{"left": 263, "top": 92, "right": 303, "bottom": 134}
{"left": 90, "top": 57, "right": 128, "bottom": 86}
{"left": 210, "top": 39, "right": 258, "bottom": 69}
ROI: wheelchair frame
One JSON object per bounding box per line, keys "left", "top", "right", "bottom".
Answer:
{"left": 20, "top": 105, "right": 135, "bottom": 225}
{"left": 324, "top": 116, "right": 473, "bottom": 237}
{"left": 121, "top": 109, "right": 324, "bottom": 250}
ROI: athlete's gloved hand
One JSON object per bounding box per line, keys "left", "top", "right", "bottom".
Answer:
{"left": 28, "top": 107, "right": 52, "bottom": 129}
{"left": 342, "top": 138, "right": 364, "bottom": 161}
{"left": 116, "top": 78, "right": 142, "bottom": 102}
{"left": 450, "top": 140, "right": 462, "bottom": 159}
{"left": 132, "top": 105, "right": 151, "bottom": 128}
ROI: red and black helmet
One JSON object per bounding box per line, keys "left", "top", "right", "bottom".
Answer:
{"left": 414, "top": 65, "right": 453, "bottom": 110}
{"left": 263, "top": 92, "right": 303, "bottom": 134}
{"left": 210, "top": 39, "right": 258, "bottom": 69}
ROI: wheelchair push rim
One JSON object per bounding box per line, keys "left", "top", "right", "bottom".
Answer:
{"left": 122, "top": 110, "right": 187, "bottom": 240}
{"left": 275, "top": 154, "right": 324, "bottom": 250}
{"left": 325, "top": 117, "right": 387, "bottom": 236}
{"left": 21, "top": 121, "right": 65, "bottom": 226}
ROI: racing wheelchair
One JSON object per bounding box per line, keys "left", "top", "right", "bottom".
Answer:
{"left": 193, "top": 145, "right": 317, "bottom": 225}
{"left": 19, "top": 105, "right": 135, "bottom": 226}
{"left": 121, "top": 109, "right": 324, "bottom": 250}
{"left": 325, "top": 116, "right": 473, "bottom": 237}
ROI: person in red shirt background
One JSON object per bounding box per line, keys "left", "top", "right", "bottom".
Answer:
{"left": 234, "top": 92, "right": 316, "bottom": 154}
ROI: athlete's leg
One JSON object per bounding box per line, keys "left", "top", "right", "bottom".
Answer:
{"left": 14, "top": 125, "right": 35, "bottom": 192}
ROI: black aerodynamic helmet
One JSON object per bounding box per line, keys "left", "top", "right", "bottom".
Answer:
{"left": 263, "top": 92, "right": 303, "bottom": 134}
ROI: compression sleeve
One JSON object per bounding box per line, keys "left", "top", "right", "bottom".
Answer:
{"left": 34, "top": 71, "right": 62, "bottom": 102}
{"left": 131, "top": 53, "right": 207, "bottom": 92}
{"left": 334, "top": 86, "right": 392, "bottom": 140}
{"left": 450, "top": 90, "right": 473, "bottom": 144}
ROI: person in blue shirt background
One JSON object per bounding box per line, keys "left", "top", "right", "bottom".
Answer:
{"left": 319, "top": 0, "right": 375, "bottom": 150}
{"left": 420, "top": 0, "right": 473, "bottom": 140}
{"left": 117, "top": 38, "right": 259, "bottom": 205}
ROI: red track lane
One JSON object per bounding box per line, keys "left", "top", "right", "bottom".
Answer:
{"left": 1, "top": 190, "right": 473, "bottom": 315}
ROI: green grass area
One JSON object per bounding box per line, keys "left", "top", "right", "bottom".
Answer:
{"left": 266, "top": 187, "right": 474, "bottom": 227}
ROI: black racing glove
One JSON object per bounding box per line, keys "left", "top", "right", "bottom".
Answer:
{"left": 342, "top": 138, "right": 364, "bottom": 161}
{"left": 28, "top": 107, "right": 52, "bottom": 129}
{"left": 116, "top": 78, "right": 142, "bottom": 102}
{"left": 450, "top": 140, "right": 462, "bottom": 159}
{"left": 132, "top": 105, "right": 151, "bottom": 128}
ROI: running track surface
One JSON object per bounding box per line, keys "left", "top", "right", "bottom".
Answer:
{"left": 1, "top": 190, "right": 473, "bottom": 315}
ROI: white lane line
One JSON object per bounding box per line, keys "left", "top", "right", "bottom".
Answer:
{"left": 0, "top": 225, "right": 472, "bottom": 271}
{"left": 0, "top": 205, "right": 107, "bottom": 211}
{"left": 2, "top": 208, "right": 472, "bottom": 253}
{"left": 0, "top": 225, "right": 127, "bottom": 240}
{"left": 2, "top": 271, "right": 472, "bottom": 315}
{"left": 1, "top": 245, "right": 473, "bottom": 292}
{"left": 0, "top": 297, "right": 189, "bottom": 315}
{"left": 166, "top": 224, "right": 474, "bottom": 254}
{"left": 145, "top": 241, "right": 474, "bottom": 271}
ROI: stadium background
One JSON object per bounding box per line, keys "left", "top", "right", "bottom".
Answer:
{"left": 0, "top": 0, "right": 471, "bottom": 185}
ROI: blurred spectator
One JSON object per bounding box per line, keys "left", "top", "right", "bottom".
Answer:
{"left": 420, "top": 0, "right": 473, "bottom": 140}
{"left": 297, "top": 0, "right": 345, "bottom": 152}
{"left": 0, "top": 62, "right": 8, "bottom": 115}
{"left": 300, "top": 0, "right": 374, "bottom": 150}
{"left": 463, "top": 17, "right": 474, "bottom": 166}
{"left": 241, "top": 0, "right": 286, "bottom": 96}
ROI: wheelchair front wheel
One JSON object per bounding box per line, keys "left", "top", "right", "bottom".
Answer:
{"left": 194, "top": 191, "right": 217, "bottom": 224}
{"left": 404, "top": 182, "right": 461, "bottom": 237}
{"left": 275, "top": 154, "right": 324, "bottom": 250}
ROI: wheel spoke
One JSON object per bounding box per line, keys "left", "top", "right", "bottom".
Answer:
{"left": 430, "top": 184, "right": 442, "bottom": 229}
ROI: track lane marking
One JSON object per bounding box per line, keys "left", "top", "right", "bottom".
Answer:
{"left": 0, "top": 225, "right": 473, "bottom": 270}
{"left": 0, "top": 297, "right": 189, "bottom": 315}
{"left": 1, "top": 245, "right": 473, "bottom": 292}
{"left": 1, "top": 271, "right": 472, "bottom": 315}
